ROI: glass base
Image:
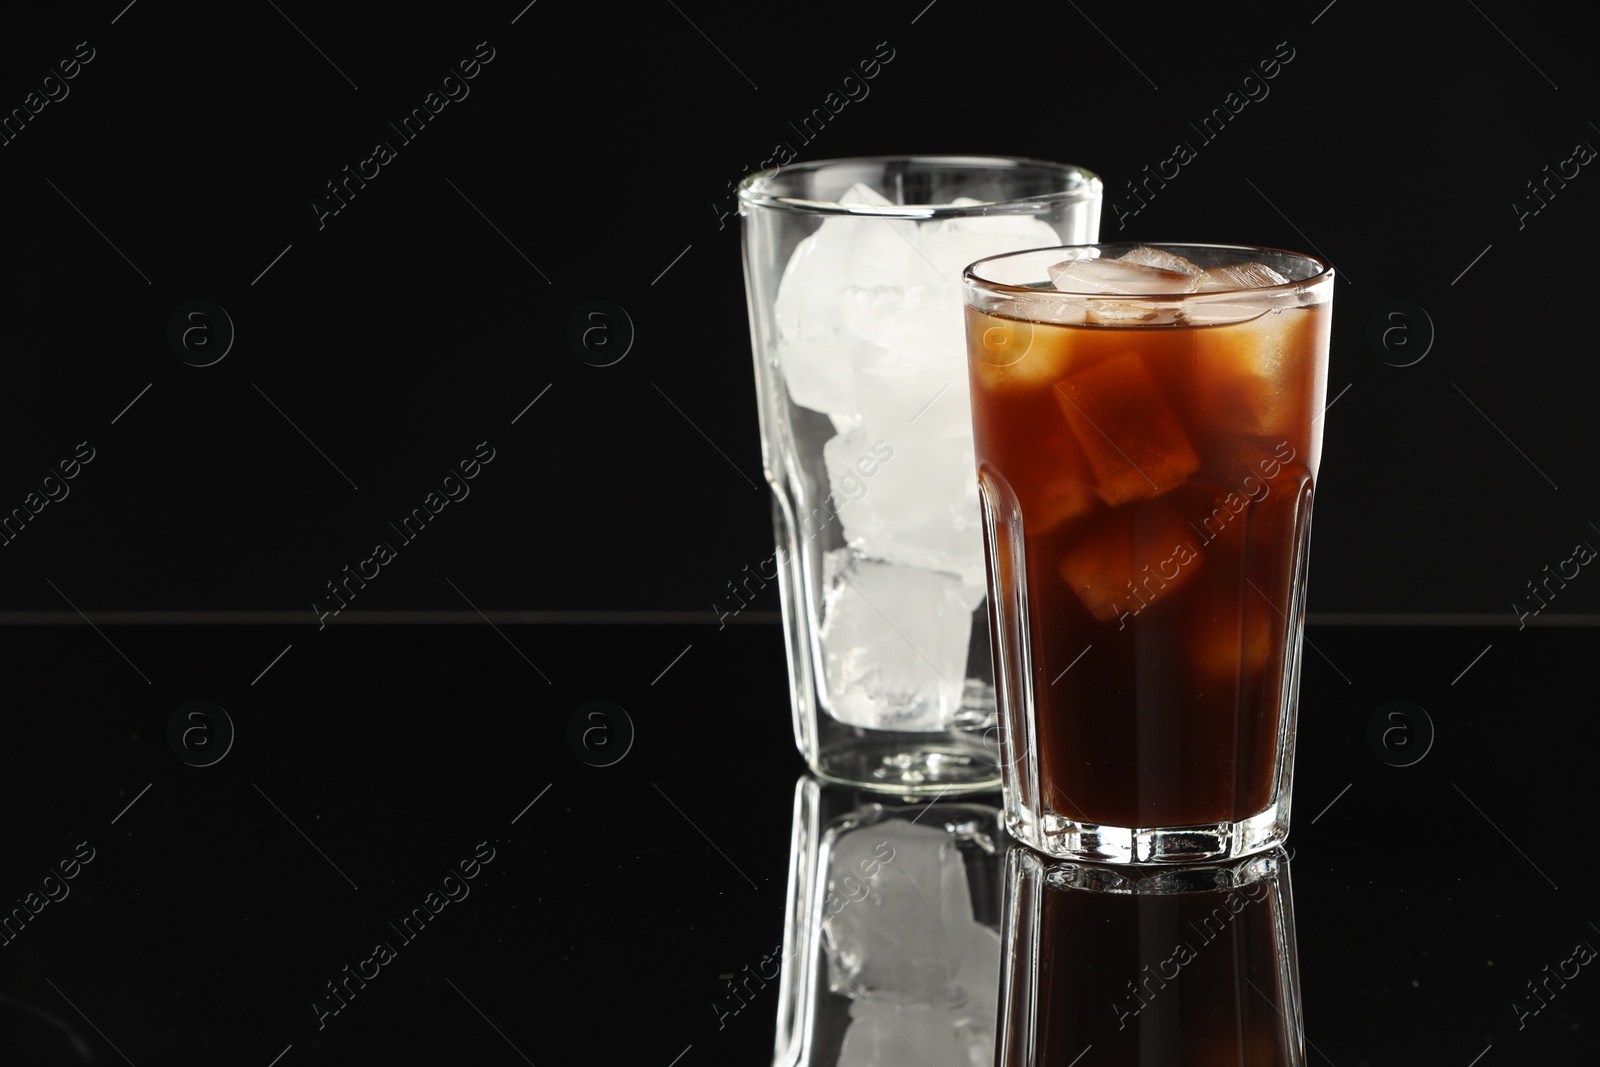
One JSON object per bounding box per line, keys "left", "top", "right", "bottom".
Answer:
{"left": 813, "top": 738, "right": 1001, "bottom": 795}
{"left": 1006, "top": 800, "right": 1288, "bottom": 864}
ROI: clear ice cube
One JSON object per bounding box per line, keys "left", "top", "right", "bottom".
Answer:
{"left": 1195, "top": 261, "right": 1289, "bottom": 291}
{"left": 1050, "top": 256, "right": 1200, "bottom": 295}
{"left": 822, "top": 427, "right": 888, "bottom": 515}
{"left": 1118, "top": 246, "right": 1203, "bottom": 276}
{"left": 831, "top": 431, "right": 987, "bottom": 588}
{"left": 819, "top": 551, "right": 974, "bottom": 730}
{"left": 843, "top": 284, "right": 971, "bottom": 442}
{"left": 776, "top": 334, "right": 872, "bottom": 415}
{"left": 771, "top": 183, "right": 923, "bottom": 417}
{"left": 918, "top": 212, "right": 1062, "bottom": 283}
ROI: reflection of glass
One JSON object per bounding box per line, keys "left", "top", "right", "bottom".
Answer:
{"left": 964, "top": 245, "right": 1334, "bottom": 862}
{"left": 739, "top": 158, "right": 1102, "bottom": 796}
{"left": 774, "top": 776, "right": 1006, "bottom": 1067}
{"left": 998, "top": 846, "right": 1303, "bottom": 1066}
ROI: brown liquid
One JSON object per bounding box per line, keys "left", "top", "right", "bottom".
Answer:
{"left": 999, "top": 860, "right": 1298, "bottom": 1065}
{"left": 968, "top": 302, "right": 1328, "bottom": 828}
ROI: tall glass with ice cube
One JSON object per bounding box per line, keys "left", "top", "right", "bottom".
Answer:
{"left": 963, "top": 244, "right": 1333, "bottom": 862}
{"left": 739, "top": 157, "right": 1102, "bottom": 794}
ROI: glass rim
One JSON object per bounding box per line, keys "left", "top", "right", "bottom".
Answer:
{"left": 963, "top": 241, "right": 1335, "bottom": 299}
{"left": 735, "top": 154, "right": 1103, "bottom": 219}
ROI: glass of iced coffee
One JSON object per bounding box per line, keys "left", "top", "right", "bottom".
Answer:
{"left": 963, "top": 244, "right": 1333, "bottom": 862}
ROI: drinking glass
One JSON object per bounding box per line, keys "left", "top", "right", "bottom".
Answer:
{"left": 739, "top": 156, "right": 1102, "bottom": 794}
{"left": 963, "top": 243, "right": 1333, "bottom": 861}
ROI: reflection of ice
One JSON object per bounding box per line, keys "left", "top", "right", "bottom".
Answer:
{"left": 773, "top": 185, "right": 1059, "bottom": 731}
{"left": 824, "top": 818, "right": 1000, "bottom": 1067}
{"left": 837, "top": 998, "right": 995, "bottom": 1067}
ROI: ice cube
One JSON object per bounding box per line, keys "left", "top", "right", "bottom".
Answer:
{"left": 1190, "top": 307, "right": 1327, "bottom": 436}
{"left": 1183, "top": 262, "right": 1291, "bottom": 325}
{"left": 781, "top": 187, "right": 1072, "bottom": 618}
{"left": 1174, "top": 481, "right": 1265, "bottom": 677}
{"left": 774, "top": 215, "right": 926, "bottom": 334}
{"left": 823, "top": 427, "right": 885, "bottom": 517}
{"left": 1118, "top": 246, "right": 1203, "bottom": 276}
{"left": 1188, "top": 584, "right": 1275, "bottom": 679}
{"left": 1188, "top": 436, "right": 1287, "bottom": 496}
{"left": 851, "top": 511, "right": 985, "bottom": 588}
{"left": 844, "top": 505, "right": 988, "bottom": 589}
{"left": 1054, "top": 351, "right": 1200, "bottom": 506}
{"left": 823, "top": 426, "right": 986, "bottom": 589}
{"left": 776, "top": 334, "right": 873, "bottom": 415}
{"left": 1195, "top": 262, "right": 1289, "bottom": 291}
{"left": 844, "top": 284, "right": 971, "bottom": 441}
{"left": 1191, "top": 466, "right": 1309, "bottom": 681}
{"left": 771, "top": 187, "right": 929, "bottom": 419}
{"left": 773, "top": 229, "right": 848, "bottom": 341}
{"left": 976, "top": 389, "right": 1098, "bottom": 536}
{"left": 844, "top": 507, "right": 988, "bottom": 589}
{"left": 1028, "top": 472, "right": 1099, "bottom": 535}
{"left": 1183, "top": 298, "right": 1275, "bottom": 326}
{"left": 966, "top": 309, "right": 1079, "bottom": 394}
{"left": 1084, "top": 300, "right": 1188, "bottom": 326}
{"left": 832, "top": 183, "right": 927, "bottom": 283}
{"left": 824, "top": 819, "right": 977, "bottom": 1003}
{"left": 918, "top": 212, "right": 1062, "bottom": 283}
{"left": 832, "top": 433, "right": 987, "bottom": 587}
{"left": 820, "top": 550, "right": 974, "bottom": 730}
{"left": 1050, "top": 256, "right": 1200, "bottom": 295}
{"left": 957, "top": 578, "right": 988, "bottom": 613}
{"left": 772, "top": 184, "right": 925, "bottom": 344}
{"left": 840, "top": 181, "right": 894, "bottom": 207}
{"left": 1057, "top": 500, "right": 1204, "bottom": 622}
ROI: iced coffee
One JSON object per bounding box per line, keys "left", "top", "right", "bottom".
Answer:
{"left": 963, "top": 244, "right": 1333, "bottom": 862}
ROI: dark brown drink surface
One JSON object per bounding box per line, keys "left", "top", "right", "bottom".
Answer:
{"left": 1002, "top": 872, "right": 1295, "bottom": 1065}
{"left": 968, "top": 302, "right": 1328, "bottom": 828}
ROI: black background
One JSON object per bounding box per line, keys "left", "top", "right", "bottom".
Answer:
{"left": 1, "top": 2, "right": 1597, "bottom": 1065}
{"left": 0, "top": 1, "right": 1596, "bottom": 615}
{"left": 2, "top": 625, "right": 1596, "bottom": 1064}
